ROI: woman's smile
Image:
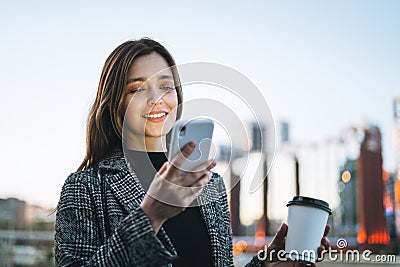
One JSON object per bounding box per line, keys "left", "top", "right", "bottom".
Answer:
{"left": 142, "top": 110, "right": 169, "bottom": 123}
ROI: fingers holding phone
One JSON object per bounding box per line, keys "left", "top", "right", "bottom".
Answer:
{"left": 168, "top": 140, "right": 197, "bottom": 176}
{"left": 163, "top": 141, "right": 215, "bottom": 187}
{"left": 140, "top": 120, "right": 217, "bottom": 231}
{"left": 168, "top": 119, "right": 215, "bottom": 173}
{"left": 167, "top": 119, "right": 216, "bottom": 191}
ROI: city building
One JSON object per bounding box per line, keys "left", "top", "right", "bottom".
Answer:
{"left": 396, "top": 179, "right": 400, "bottom": 237}
{"left": 223, "top": 120, "right": 274, "bottom": 236}
{"left": 0, "top": 198, "right": 55, "bottom": 231}
{"left": 224, "top": 118, "right": 393, "bottom": 246}
{"left": 357, "top": 126, "right": 390, "bottom": 245}
{"left": 25, "top": 204, "right": 56, "bottom": 228}
{"left": 383, "top": 171, "right": 397, "bottom": 238}
{"left": 338, "top": 159, "right": 358, "bottom": 237}
{"left": 393, "top": 96, "right": 400, "bottom": 236}
{"left": 393, "top": 96, "right": 400, "bottom": 180}
{"left": 0, "top": 198, "right": 26, "bottom": 230}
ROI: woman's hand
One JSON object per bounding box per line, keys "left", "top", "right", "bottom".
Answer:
{"left": 263, "top": 223, "right": 330, "bottom": 267}
{"left": 140, "top": 141, "right": 216, "bottom": 233}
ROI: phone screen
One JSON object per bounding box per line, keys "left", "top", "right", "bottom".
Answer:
{"left": 168, "top": 119, "right": 215, "bottom": 172}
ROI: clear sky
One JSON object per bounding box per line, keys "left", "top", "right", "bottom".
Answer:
{"left": 1, "top": 0, "right": 399, "bottom": 208}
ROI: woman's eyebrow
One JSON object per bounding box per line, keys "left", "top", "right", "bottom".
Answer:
{"left": 126, "top": 77, "right": 145, "bottom": 85}
{"left": 126, "top": 74, "right": 173, "bottom": 85}
{"left": 158, "top": 74, "right": 173, "bottom": 80}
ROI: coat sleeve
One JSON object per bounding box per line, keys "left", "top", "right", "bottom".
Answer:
{"left": 245, "top": 254, "right": 265, "bottom": 267}
{"left": 54, "top": 174, "right": 178, "bottom": 267}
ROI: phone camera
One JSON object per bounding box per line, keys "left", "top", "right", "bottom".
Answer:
{"left": 179, "top": 126, "right": 186, "bottom": 137}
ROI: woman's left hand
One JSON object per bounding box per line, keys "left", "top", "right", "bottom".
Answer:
{"left": 140, "top": 142, "right": 216, "bottom": 233}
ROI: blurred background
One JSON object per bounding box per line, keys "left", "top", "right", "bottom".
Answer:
{"left": 1, "top": 0, "right": 400, "bottom": 266}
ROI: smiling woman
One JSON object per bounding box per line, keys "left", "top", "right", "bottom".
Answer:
{"left": 75, "top": 39, "right": 183, "bottom": 171}
{"left": 54, "top": 38, "right": 329, "bottom": 267}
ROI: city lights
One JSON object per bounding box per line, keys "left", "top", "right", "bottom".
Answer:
{"left": 341, "top": 170, "right": 352, "bottom": 183}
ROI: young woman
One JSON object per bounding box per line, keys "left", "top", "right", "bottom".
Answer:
{"left": 55, "top": 38, "right": 329, "bottom": 267}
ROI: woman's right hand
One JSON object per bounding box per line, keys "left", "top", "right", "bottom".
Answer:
{"left": 263, "top": 223, "right": 330, "bottom": 267}
{"left": 140, "top": 141, "right": 216, "bottom": 233}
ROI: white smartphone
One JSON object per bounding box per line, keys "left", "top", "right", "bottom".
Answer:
{"left": 168, "top": 119, "right": 215, "bottom": 172}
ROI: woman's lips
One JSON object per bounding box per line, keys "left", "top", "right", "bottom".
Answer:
{"left": 142, "top": 111, "right": 168, "bottom": 123}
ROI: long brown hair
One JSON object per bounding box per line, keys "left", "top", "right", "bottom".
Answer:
{"left": 78, "top": 38, "right": 183, "bottom": 171}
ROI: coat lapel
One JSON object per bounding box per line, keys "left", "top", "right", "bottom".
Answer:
{"left": 99, "top": 153, "right": 146, "bottom": 213}
{"left": 198, "top": 173, "right": 226, "bottom": 266}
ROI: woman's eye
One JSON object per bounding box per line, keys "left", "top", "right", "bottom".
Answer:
{"left": 130, "top": 87, "right": 145, "bottom": 94}
{"left": 161, "top": 86, "right": 175, "bottom": 91}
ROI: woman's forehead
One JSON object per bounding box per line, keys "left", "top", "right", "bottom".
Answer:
{"left": 128, "top": 53, "right": 173, "bottom": 80}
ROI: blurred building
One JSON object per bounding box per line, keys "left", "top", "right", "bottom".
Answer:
{"left": 335, "top": 125, "right": 396, "bottom": 243}
{"left": 383, "top": 171, "right": 397, "bottom": 238}
{"left": 250, "top": 121, "right": 263, "bottom": 152}
{"left": 396, "top": 179, "right": 400, "bottom": 236}
{"left": 226, "top": 119, "right": 392, "bottom": 243}
{"left": 338, "top": 159, "right": 358, "bottom": 236}
{"left": 393, "top": 96, "right": 400, "bottom": 180}
{"left": 393, "top": 96, "right": 400, "bottom": 236}
{"left": 275, "top": 121, "right": 290, "bottom": 148}
{"left": 268, "top": 122, "right": 350, "bottom": 234}
{"left": 0, "top": 198, "right": 55, "bottom": 231}
{"left": 225, "top": 120, "right": 275, "bottom": 236}
{"left": 357, "top": 126, "right": 390, "bottom": 245}
{"left": 325, "top": 126, "right": 363, "bottom": 236}
{"left": 0, "top": 198, "right": 26, "bottom": 230}
{"left": 25, "top": 204, "right": 55, "bottom": 225}
{"left": 217, "top": 144, "right": 242, "bottom": 235}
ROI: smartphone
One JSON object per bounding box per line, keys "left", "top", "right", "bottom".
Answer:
{"left": 168, "top": 119, "right": 215, "bottom": 172}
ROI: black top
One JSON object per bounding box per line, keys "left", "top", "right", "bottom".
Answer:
{"left": 125, "top": 150, "right": 213, "bottom": 267}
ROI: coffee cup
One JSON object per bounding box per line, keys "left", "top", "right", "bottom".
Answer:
{"left": 285, "top": 196, "right": 331, "bottom": 263}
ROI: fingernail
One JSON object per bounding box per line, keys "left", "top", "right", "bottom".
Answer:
{"left": 189, "top": 141, "right": 195, "bottom": 148}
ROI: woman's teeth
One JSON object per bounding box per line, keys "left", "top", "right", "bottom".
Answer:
{"left": 143, "top": 113, "right": 166, "bottom": 118}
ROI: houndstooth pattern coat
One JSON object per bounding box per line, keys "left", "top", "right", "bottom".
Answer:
{"left": 54, "top": 152, "right": 263, "bottom": 266}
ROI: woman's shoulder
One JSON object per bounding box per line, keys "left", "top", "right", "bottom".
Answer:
{"left": 64, "top": 168, "right": 98, "bottom": 187}
{"left": 64, "top": 152, "right": 128, "bottom": 186}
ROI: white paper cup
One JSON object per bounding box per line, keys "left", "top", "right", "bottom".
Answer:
{"left": 285, "top": 196, "right": 331, "bottom": 263}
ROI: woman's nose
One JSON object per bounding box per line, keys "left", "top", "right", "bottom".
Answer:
{"left": 147, "top": 88, "right": 164, "bottom": 105}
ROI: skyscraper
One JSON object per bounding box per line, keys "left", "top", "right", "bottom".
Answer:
{"left": 357, "top": 126, "right": 390, "bottom": 245}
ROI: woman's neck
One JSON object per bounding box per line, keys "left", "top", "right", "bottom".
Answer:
{"left": 124, "top": 134, "right": 167, "bottom": 152}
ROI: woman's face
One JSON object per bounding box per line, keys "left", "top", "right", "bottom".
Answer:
{"left": 123, "top": 52, "right": 178, "bottom": 141}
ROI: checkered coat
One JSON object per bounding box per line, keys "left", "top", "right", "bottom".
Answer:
{"left": 55, "top": 152, "right": 263, "bottom": 266}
